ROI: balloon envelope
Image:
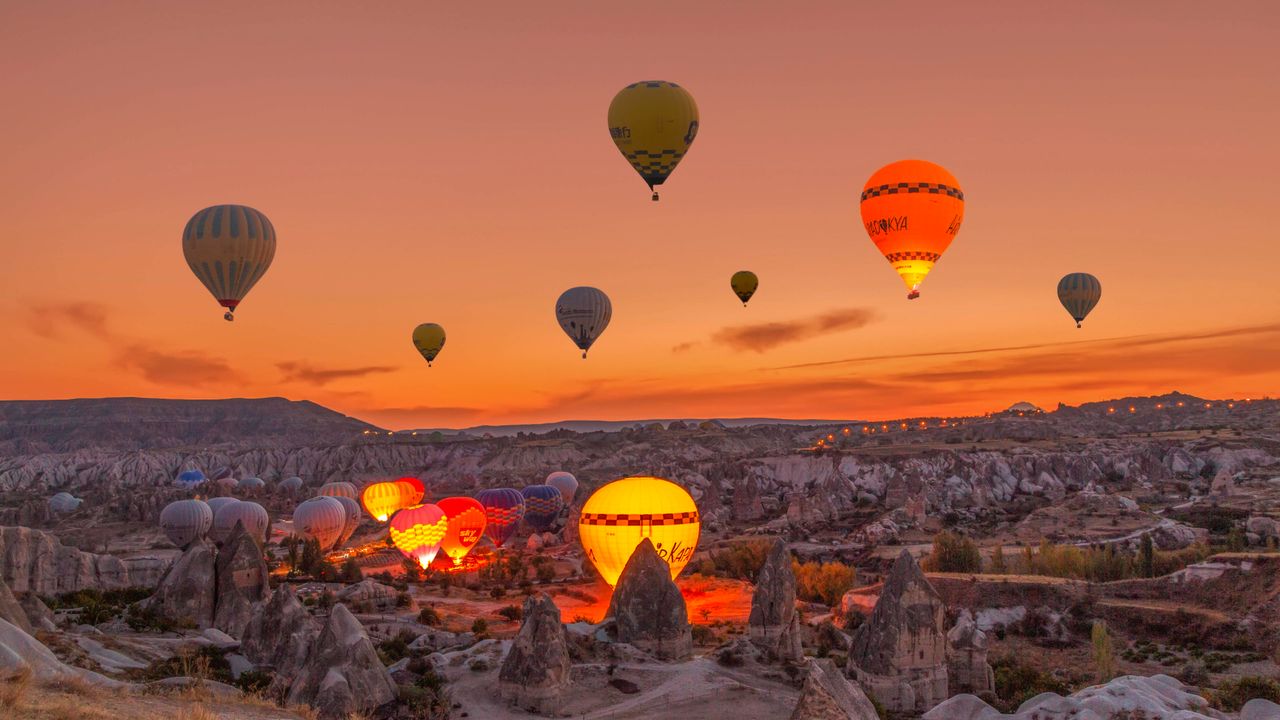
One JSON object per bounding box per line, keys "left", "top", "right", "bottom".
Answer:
{"left": 1058, "top": 272, "right": 1102, "bottom": 328}
{"left": 860, "top": 160, "right": 965, "bottom": 299}
{"left": 205, "top": 496, "right": 239, "bottom": 518}
{"left": 476, "top": 488, "right": 525, "bottom": 548}
{"left": 48, "top": 492, "right": 82, "bottom": 514}
{"left": 239, "top": 477, "right": 265, "bottom": 490}
{"left": 293, "top": 496, "right": 347, "bottom": 552}
{"left": 607, "top": 81, "right": 699, "bottom": 199}
{"left": 395, "top": 477, "right": 427, "bottom": 506}
{"left": 555, "top": 287, "right": 612, "bottom": 358}
{"left": 362, "top": 481, "right": 414, "bottom": 522}
{"left": 389, "top": 504, "right": 448, "bottom": 569}
{"left": 412, "top": 323, "right": 446, "bottom": 366}
{"left": 578, "top": 476, "right": 700, "bottom": 586}
{"left": 160, "top": 499, "right": 213, "bottom": 548}
{"left": 212, "top": 500, "right": 269, "bottom": 545}
{"left": 545, "top": 472, "right": 579, "bottom": 505}
{"left": 521, "top": 485, "right": 564, "bottom": 532}
{"left": 319, "top": 482, "right": 358, "bottom": 500}
{"left": 182, "top": 204, "right": 276, "bottom": 320}
{"left": 279, "top": 476, "right": 303, "bottom": 494}
{"left": 436, "top": 496, "right": 487, "bottom": 564}
{"left": 333, "top": 495, "right": 361, "bottom": 546}
{"left": 175, "top": 469, "right": 206, "bottom": 490}
{"left": 730, "top": 271, "right": 759, "bottom": 306}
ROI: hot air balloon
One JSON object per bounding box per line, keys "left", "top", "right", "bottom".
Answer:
{"left": 521, "top": 485, "right": 564, "bottom": 533}
{"left": 436, "top": 497, "right": 487, "bottom": 564}
{"left": 182, "top": 204, "right": 276, "bottom": 321}
{"left": 175, "top": 469, "right": 206, "bottom": 490}
{"left": 389, "top": 504, "right": 448, "bottom": 569}
{"left": 212, "top": 500, "right": 269, "bottom": 545}
{"left": 1057, "top": 272, "right": 1102, "bottom": 328}
{"left": 476, "top": 488, "right": 525, "bottom": 548}
{"left": 333, "top": 495, "right": 362, "bottom": 546}
{"left": 860, "top": 160, "right": 965, "bottom": 300}
{"left": 293, "top": 496, "right": 347, "bottom": 552}
{"left": 578, "top": 476, "right": 700, "bottom": 586}
{"left": 279, "top": 476, "right": 304, "bottom": 494}
{"left": 214, "top": 476, "right": 238, "bottom": 493}
{"left": 206, "top": 496, "right": 239, "bottom": 519}
{"left": 545, "top": 472, "right": 579, "bottom": 505}
{"left": 608, "top": 81, "right": 700, "bottom": 201}
{"left": 319, "top": 481, "right": 358, "bottom": 500}
{"left": 48, "top": 492, "right": 82, "bottom": 514}
{"left": 412, "top": 323, "right": 446, "bottom": 367}
{"left": 362, "top": 481, "right": 414, "bottom": 522}
{"left": 396, "top": 477, "right": 427, "bottom": 506}
{"left": 555, "top": 287, "right": 612, "bottom": 358}
{"left": 239, "top": 476, "right": 265, "bottom": 491}
{"left": 730, "top": 271, "right": 758, "bottom": 307}
{"left": 160, "top": 499, "right": 213, "bottom": 549}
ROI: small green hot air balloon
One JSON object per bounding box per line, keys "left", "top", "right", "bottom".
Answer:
{"left": 730, "top": 271, "right": 758, "bottom": 307}
{"left": 412, "top": 323, "right": 446, "bottom": 367}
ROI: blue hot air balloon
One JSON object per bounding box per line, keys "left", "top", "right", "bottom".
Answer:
{"left": 476, "top": 488, "right": 525, "bottom": 548}
{"left": 175, "top": 469, "right": 207, "bottom": 490}
{"left": 521, "top": 485, "right": 564, "bottom": 532}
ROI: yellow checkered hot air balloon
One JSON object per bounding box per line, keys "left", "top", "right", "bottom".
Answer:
{"left": 182, "top": 204, "right": 276, "bottom": 321}
{"left": 578, "top": 476, "right": 700, "bottom": 587}
{"left": 389, "top": 504, "right": 448, "bottom": 569}
{"left": 412, "top": 323, "right": 446, "bottom": 367}
{"left": 608, "top": 81, "right": 699, "bottom": 201}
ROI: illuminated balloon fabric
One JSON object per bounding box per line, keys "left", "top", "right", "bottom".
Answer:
{"left": 333, "top": 495, "right": 362, "bottom": 546}
{"left": 730, "top": 271, "right": 759, "bottom": 306}
{"left": 389, "top": 504, "right": 449, "bottom": 569}
{"left": 48, "top": 492, "right": 82, "bottom": 514}
{"left": 555, "top": 287, "right": 612, "bottom": 358}
{"left": 212, "top": 500, "right": 269, "bottom": 545}
{"left": 182, "top": 204, "right": 276, "bottom": 321}
{"left": 1057, "top": 272, "right": 1102, "bottom": 328}
{"left": 175, "top": 469, "right": 206, "bottom": 490}
{"left": 578, "top": 476, "right": 700, "bottom": 587}
{"left": 545, "top": 472, "right": 579, "bottom": 505}
{"left": 520, "top": 485, "right": 564, "bottom": 532}
{"left": 362, "top": 481, "right": 414, "bottom": 522}
{"left": 395, "top": 477, "right": 426, "bottom": 506}
{"left": 859, "top": 160, "right": 965, "bottom": 299}
{"left": 159, "top": 499, "right": 213, "bottom": 548}
{"left": 293, "top": 496, "right": 347, "bottom": 552}
{"left": 412, "top": 324, "right": 446, "bottom": 367}
{"left": 476, "top": 488, "right": 525, "bottom": 548}
{"left": 436, "top": 496, "right": 487, "bottom": 563}
{"left": 607, "top": 81, "right": 699, "bottom": 200}
{"left": 319, "top": 481, "right": 358, "bottom": 500}
{"left": 279, "top": 476, "right": 303, "bottom": 494}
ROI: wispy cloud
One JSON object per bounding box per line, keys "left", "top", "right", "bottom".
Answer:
{"left": 25, "top": 301, "right": 112, "bottom": 339}
{"left": 115, "top": 345, "right": 240, "bottom": 387}
{"left": 277, "top": 361, "right": 398, "bottom": 386}
{"left": 708, "top": 307, "right": 879, "bottom": 353}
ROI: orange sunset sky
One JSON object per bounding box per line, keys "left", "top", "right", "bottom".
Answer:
{"left": 3, "top": 2, "right": 1278, "bottom": 429}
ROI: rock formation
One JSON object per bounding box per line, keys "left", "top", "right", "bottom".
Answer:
{"left": 606, "top": 538, "right": 692, "bottom": 660}
{"left": 149, "top": 538, "right": 217, "bottom": 628}
{"left": 287, "top": 603, "right": 396, "bottom": 720}
{"left": 213, "top": 522, "right": 270, "bottom": 637}
{"left": 241, "top": 585, "right": 319, "bottom": 695}
{"left": 947, "top": 609, "right": 994, "bottom": 695}
{"left": 336, "top": 579, "right": 403, "bottom": 613}
{"left": 847, "top": 550, "right": 948, "bottom": 714}
{"left": 924, "top": 674, "right": 1216, "bottom": 719}
{"left": 499, "top": 592, "right": 572, "bottom": 714}
{"left": 0, "top": 617, "right": 121, "bottom": 687}
{"left": 748, "top": 538, "right": 803, "bottom": 663}
{"left": 0, "top": 525, "right": 167, "bottom": 594}
{"left": 791, "top": 658, "right": 880, "bottom": 720}
{"left": 0, "top": 575, "right": 32, "bottom": 633}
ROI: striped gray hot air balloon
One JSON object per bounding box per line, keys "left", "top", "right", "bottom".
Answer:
{"left": 160, "top": 499, "right": 214, "bottom": 548}
{"left": 212, "top": 500, "right": 269, "bottom": 545}
{"left": 293, "top": 496, "right": 347, "bottom": 552}
{"left": 182, "top": 204, "right": 277, "bottom": 321}
{"left": 555, "top": 287, "right": 612, "bottom": 358}
{"left": 319, "top": 481, "right": 358, "bottom": 500}
{"left": 48, "top": 492, "right": 83, "bottom": 514}
{"left": 279, "top": 476, "right": 304, "bottom": 494}
{"left": 1057, "top": 272, "right": 1102, "bottom": 328}
{"left": 333, "top": 495, "right": 361, "bottom": 547}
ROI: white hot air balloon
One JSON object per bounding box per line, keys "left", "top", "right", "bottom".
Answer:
{"left": 293, "top": 496, "right": 347, "bottom": 552}
{"left": 239, "top": 476, "right": 266, "bottom": 491}
{"left": 546, "top": 471, "right": 579, "bottom": 504}
{"left": 555, "top": 287, "right": 612, "bottom": 358}
{"left": 160, "top": 499, "right": 214, "bottom": 549}
{"left": 319, "top": 481, "right": 358, "bottom": 500}
{"left": 279, "top": 476, "right": 304, "bottom": 494}
{"left": 205, "top": 496, "right": 239, "bottom": 519}
{"left": 212, "top": 500, "right": 270, "bottom": 545}
{"left": 48, "top": 492, "right": 83, "bottom": 514}
{"left": 333, "top": 495, "right": 361, "bottom": 547}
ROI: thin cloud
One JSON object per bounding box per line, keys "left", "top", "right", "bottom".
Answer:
{"left": 711, "top": 307, "right": 879, "bottom": 353}
{"left": 670, "top": 341, "right": 699, "bottom": 354}
{"left": 25, "top": 301, "right": 112, "bottom": 339}
{"left": 115, "top": 345, "right": 240, "bottom": 387}
{"left": 277, "top": 361, "right": 398, "bottom": 386}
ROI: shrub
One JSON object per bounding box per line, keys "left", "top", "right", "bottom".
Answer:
{"left": 418, "top": 606, "right": 441, "bottom": 626}
{"left": 496, "top": 605, "right": 522, "bottom": 622}
{"left": 691, "top": 625, "right": 716, "bottom": 645}
{"left": 469, "top": 659, "right": 489, "bottom": 672}
{"left": 793, "top": 560, "right": 856, "bottom": 606}
{"left": 234, "top": 669, "right": 274, "bottom": 694}
{"left": 1212, "top": 676, "right": 1280, "bottom": 711}
{"left": 709, "top": 539, "right": 773, "bottom": 580}
{"left": 471, "top": 618, "right": 488, "bottom": 636}
{"left": 991, "top": 654, "right": 1068, "bottom": 712}
{"left": 924, "top": 531, "right": 981, "bottom": 573}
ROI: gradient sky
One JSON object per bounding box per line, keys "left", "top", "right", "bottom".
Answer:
{"left": 3, "top": 2, "right": 1278, "bottom": 429}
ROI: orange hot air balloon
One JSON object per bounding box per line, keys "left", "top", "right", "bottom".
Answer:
{"left": 394, "top": 476, "right": 426, "bottom": 506}
{"left": 436, "top": 496, "right": 487, "bottom": 565}
{"left": 361, "top": 481, "right": 414, "bottom": 522}
{"left": 389, "top": 504, "right": 448, "bottom": 569}
{"left": 860, "top": 159, "right": 965, "bottom": 299}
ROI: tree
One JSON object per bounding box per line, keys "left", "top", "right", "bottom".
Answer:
{"left": 1227, "top": 527, "right": 1247, "bottom": 552}
{"left": 401, "top": 557, "right": 422, "bottom": 583}
{"left": 1092, "top": 620, "right": 1114, "bottom": 682}
{"left": 926, "top": 531, "right": 982, "bottom": 573}
{"left": 990, "top": 545, "right": 1008, "bottom": 574}
{"left": 299, "top": 538, "right": 326, "bottom": 578}
{"left": 340, "top": 557, "right": 363, "bottom": 583}
{"left": 1139, "top": 533, "right": 1155, "bottom": 578}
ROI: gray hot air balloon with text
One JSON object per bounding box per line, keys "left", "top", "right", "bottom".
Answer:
{"left": 555, "top": 286, "right": 612, "bottom": 358}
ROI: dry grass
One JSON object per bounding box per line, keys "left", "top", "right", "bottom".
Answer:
{"left": 3, "top": 678, "right": 314, "bottom": 720}
{"left": 175, "top": 706, "right": 218, "bottom": 720}
{"left": 1, "top": 666, "right": 33, "bottom": 709}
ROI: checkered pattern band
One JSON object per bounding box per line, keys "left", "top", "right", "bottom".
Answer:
{"left": 485, "top": 507, "right": 522, "bottom": 525}
{"left": 885, "top": 251, "right": 941, "bottom": 263}
{"left": 626, "top": 81, "right": 681, "bottom": 89}
{"left": 579, "top": 511, "right": 700, "bottom": 527}
{"left": 524, "top": 497, "right": 561, "bottom": 515}
{"left": 625, "top": 149, "right": 684, "bottom": 179}
{"left": 861, "top": 183, "right": 964, "bottom": 202}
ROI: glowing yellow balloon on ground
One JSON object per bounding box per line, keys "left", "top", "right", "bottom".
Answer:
{"left": 730, "top": 270, "right": 758, "bottom": 307}
{"left": 860, "top": 160, "right": 965, "bottom": 300}
{"left": 389, "top": 504, "right": 448, "bottom": 569}
{"left": 608, "top": 81, "right": 699, "bottom": 201}
{"left": 412, "top": 323, "right": 446, "bottom": 367}
{"left": 579, "top": 476, "right": 700, "bottom": 586}
{"left": 361, "top": 481, "right": 414, "bottom": 522}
